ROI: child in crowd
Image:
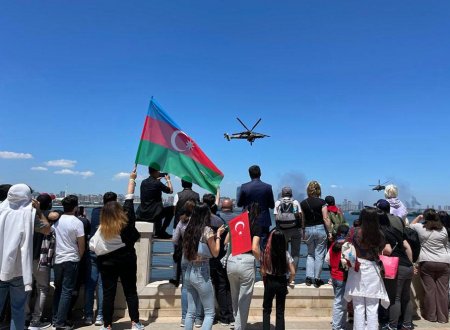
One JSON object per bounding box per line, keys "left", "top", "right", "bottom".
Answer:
{"left": 260, "top": 229, "right": 295, "bottom": 330}
{"left": 326, "top": 225, "right": 349, "bottom": 330}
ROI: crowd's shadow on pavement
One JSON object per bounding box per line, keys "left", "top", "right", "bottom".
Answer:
{"left": 75, "top": 320, "right": 152, "bottom": 330}
{"left": 246, "top": 323, "right": 265, "bottom": 329}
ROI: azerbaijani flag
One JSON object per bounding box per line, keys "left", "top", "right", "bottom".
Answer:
{"left": 135, "top": 98, "right": 224, "bottom": 193}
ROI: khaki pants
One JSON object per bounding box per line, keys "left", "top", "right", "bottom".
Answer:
{"left": 410, "top": 270, "right": 424, "bottom": 319}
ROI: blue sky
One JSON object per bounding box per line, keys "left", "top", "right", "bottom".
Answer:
{"left": 1, "top": 1, "right": 450, "bottom": 207}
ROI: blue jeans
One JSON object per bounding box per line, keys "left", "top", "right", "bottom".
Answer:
{"left": 84, "top": 252, "right": 103, "bottom": 319}
{"left": 305, "top": 225, "right": 327, "bottom": 279}
{"left": 184, "top": 261, "right": 215, "bottom": 330}
{"left": 331, "top": 278, "right": 347, "bottom": 330}
{"left": 181, "top": 258, "right": 203, "bottom": 321}
{"left": 0, "top": 277, "right": 28, "bottom": 330}
{"left": 52, "top": 261, "right": 79, "bottom": 327}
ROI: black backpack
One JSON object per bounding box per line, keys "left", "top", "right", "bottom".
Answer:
{"left": 275, "top": 199, "right": 298, "bottom": 229}
{"left": 404, "top": 227, "right": 421, "bottom": 263}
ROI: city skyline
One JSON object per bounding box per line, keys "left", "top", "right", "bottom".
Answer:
{"left": 37, "top": 184, "right": 443, "bottom": 212}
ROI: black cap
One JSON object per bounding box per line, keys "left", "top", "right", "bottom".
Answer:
{"left": 374, "top": 199, "right": 390, "bottom": 212}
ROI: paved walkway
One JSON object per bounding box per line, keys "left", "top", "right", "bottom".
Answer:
{"left": 74, "top": 316, "right": 450, "bottom": 330}
{"left": 2, "top": 316, "right": 450, "bottom": 330}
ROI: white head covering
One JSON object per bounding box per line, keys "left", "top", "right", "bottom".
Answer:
{"left": 0, "top": 183, "right": 35, "bottom": 290}
{"left": 0, "top": 183, "right": 32, "bottom": 209}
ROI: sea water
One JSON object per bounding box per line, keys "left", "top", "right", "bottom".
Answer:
{"left": 66, "top": 207, "right": 359, "bottom": 282}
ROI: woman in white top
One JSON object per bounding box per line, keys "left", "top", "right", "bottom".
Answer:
{"left": 90, "top": 169, "right": 143, "bottom": 330}
{"left": 183, "top": 203, "right": 225, "bottom": 330}
{"left": 410, "top": 209, "right": 450, "bottom": 323}
{"left": 344, "top": 207, "right": 389, "bottom": 330}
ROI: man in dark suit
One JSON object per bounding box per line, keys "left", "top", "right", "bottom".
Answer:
{"left": 237, "top": 165, "right": 275, "bottom": 248}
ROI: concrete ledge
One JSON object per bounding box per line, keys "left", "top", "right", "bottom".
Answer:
{"left": 133, "top": 281, "right": 334, "bottom": 317}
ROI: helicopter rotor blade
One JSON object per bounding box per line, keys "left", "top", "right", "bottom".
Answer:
{"left": 250, "top": 118, "right": 262, "bottom": 132}
{"left": 236, "top": 117, "right": 251, "bottom": 131}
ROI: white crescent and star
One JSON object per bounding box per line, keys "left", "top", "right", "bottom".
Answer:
{"left": 171, "top": 130, "right": 187, "bottom": 152}
{"left": 234, "top": 221, "right": 245, "bottom": 235}
{"left": 170, "top": 130, "right": 195, "bottom": 152}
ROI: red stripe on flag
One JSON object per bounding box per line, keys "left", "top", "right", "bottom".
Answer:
{"left": 140, "top": 116, "right": 223, "bottom": 175}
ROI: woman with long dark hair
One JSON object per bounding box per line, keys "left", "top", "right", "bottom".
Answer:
{"left": 89, "top": 169, "right": 143, "bottom": 330}
{"left": 183, "top": 203, "right": 225, "bottom": 330}
{"left": 260, "top": 229, "right": 295, "bottom": 330}
{"left": 410, "top": 209, "right": 450, "bottom": 323}
{"left": 344, "top": 208, "right": 389, "bottom": 330}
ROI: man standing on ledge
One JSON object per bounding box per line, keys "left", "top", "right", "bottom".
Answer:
{"left": 237, "top": 165, "right": 275, "bottom": 248}
{"left": 137, "top": 165, "right": 173, "bottom": 239}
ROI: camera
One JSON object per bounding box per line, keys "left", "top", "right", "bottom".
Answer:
{"left": 159, "top": 172, "right": 168, "bottom": 178}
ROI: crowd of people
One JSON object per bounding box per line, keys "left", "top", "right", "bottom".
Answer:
{"left": 1, "top": 164, "right": 450, "bottom": 330}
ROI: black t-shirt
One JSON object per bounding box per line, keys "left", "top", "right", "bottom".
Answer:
{"left": 381, "top": 225, "right": 412, "bottom": 267}
{"left": 243, "top": 220, "right": 263, "bottom": 254}
{"left": 300, "top": 197, "right": 326, "bottom": 227}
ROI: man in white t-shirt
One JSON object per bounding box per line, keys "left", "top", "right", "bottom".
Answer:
{"left": 273, "top": 187, "right": 302, "bottom": 277}
{"left": 52, "top": 195, "right": 85, "bottom": 330}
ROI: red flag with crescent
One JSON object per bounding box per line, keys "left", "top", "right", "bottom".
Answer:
{"left": 229, "top": 212, "right": 252, "bottom": 256}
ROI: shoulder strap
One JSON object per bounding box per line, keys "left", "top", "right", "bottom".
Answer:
{"left": 305, "top": 199, "right": 316, "bottom": 222}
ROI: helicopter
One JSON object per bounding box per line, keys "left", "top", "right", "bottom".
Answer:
{"left": 224, "top": 118, "right": 270, "bottom": 145}
{"left": 370, "top": 180, "right": 389, "bottom": 191}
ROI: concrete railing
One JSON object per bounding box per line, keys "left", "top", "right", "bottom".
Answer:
{"left": 129, "top": 221, "right": 334, "bottom": 318}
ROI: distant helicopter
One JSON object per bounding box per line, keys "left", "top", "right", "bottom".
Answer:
{"left": 370, "top": 180, "right": 389, "bottom": 191}
{"left": 224, "top": 118, "right": 270, "bottom": 145}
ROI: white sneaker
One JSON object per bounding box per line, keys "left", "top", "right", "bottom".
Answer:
{"left": 94, "top": 317, "right": 104, "bottom": 326}
{"left": 131, "top": 322, "right": 145, "bottom": 330}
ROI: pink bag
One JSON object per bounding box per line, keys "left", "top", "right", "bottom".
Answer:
{"left": 379, "top": 254, "right": 399, "bottom": 279}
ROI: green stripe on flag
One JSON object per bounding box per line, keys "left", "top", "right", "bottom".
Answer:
{"left": 135, "top": 140, "right": 223, "bottom": 193}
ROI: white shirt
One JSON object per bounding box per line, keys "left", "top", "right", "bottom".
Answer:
{"left": 53, "top": 214, "right": 85, "bottom": 264}
{"left": 89, "top": 194, "right": 134, "bottom": 256}
{"left": 273, "top": 198, "right": 301, "bottom": 215}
